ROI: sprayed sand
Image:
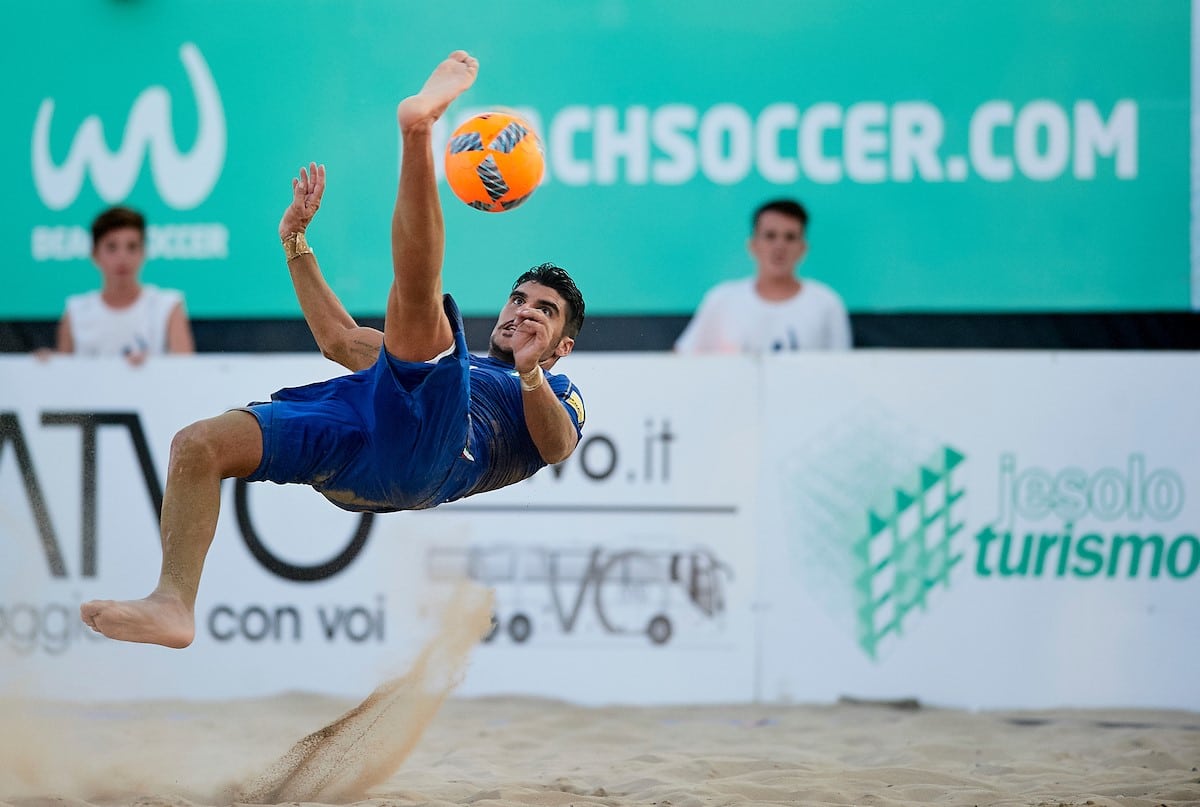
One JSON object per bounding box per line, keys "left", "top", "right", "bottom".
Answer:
{"left": 236, "top": 584, "right": 493, "bottom": 802}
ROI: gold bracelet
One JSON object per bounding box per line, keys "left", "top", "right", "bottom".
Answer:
{"left": 282, "top": 231, "right": 313, "bottom": 261}
{"left": 519, "top": 368, "right": 544, "bottom": 392}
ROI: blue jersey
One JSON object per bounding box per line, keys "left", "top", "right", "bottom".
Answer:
{"left": 243, "top": 295, "right": 585, "bottom": 513}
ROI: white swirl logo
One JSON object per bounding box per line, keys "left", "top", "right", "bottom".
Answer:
{"left": 32, "top": 42, "right": 225, "bottom": 211}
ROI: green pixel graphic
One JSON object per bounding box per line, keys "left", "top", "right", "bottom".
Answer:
{"left": 854, "top": 447, "right": 965, "bottom": 659}
{"left": 780, "top": 406, "right": 966, "bottom": 659}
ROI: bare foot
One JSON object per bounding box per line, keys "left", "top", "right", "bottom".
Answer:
{"left": 397, "top": 50, "right": 478, "bottom": 131}
{"left": 81, "top": 591, "right": 195, "bottom": 648}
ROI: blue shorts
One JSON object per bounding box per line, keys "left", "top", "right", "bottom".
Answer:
{"left": 242, "top": 296, "right": 473, "bottom": 512}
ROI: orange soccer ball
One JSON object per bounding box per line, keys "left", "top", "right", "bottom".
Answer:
{"left": 444, "top": 112, "right": 544, "bottom": 212}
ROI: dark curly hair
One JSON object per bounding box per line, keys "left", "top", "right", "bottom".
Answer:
{"left": 512, "top": 262, "right": 585, "bottom": 339}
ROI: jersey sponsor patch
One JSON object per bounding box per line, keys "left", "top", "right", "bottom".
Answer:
{"left": 563, "top": 386, "right": 586, "bottom": 426}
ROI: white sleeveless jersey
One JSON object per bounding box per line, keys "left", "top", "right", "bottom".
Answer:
{"left": 65, "top": 285, "right": 183, "bottom": 357}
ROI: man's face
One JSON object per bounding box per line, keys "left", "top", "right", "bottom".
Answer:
{"left": 748, "top": 210, "right": 807, "bottom": 280}
{"left": 489, "top": 280, "right": 573, "bottom": 363}
{"left": 92, "top": 227, "right": 146, "bottom": 284}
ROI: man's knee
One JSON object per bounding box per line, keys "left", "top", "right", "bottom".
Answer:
{"left": 169, "top": 422, "right": 220, "bottom": 475}
{"left": 169, "top": 413, "right": 261, "bottom": 477}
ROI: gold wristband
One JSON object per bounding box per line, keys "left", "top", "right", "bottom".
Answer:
{"left": 282, "top": 231, "right": 313, "bottom": 261}
{"left": 519, "top": 368, "right": 544, "bottom": 392}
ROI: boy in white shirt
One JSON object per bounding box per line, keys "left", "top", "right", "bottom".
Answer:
{"left": 54, "top": 206, "right": 194, "bottom": 363}
{"left": 675, "top": 199, "right": 851, "bottom": 354}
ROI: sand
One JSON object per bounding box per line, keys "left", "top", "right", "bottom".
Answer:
{"left": 1, "top": 588, "right": 1196, "bottom": 806}
{"left": 0, "top": 693, "right": 1196, "bottom": 806}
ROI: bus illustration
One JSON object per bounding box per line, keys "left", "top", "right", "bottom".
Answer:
{"left": 425, "top": 544, "right": 732, "bottom": 645}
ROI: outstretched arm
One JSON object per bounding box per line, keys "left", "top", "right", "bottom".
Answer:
{"left": 279, "top": 163, "right": 383, "bottom": 371}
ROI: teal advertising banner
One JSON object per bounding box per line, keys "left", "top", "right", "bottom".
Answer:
{"left": 4, "top": 1, "right": 1189, "bottom": 319}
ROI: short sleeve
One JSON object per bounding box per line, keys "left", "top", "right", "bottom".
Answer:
{"left": 549, "top": 373, "right": 585, "bottom": 432}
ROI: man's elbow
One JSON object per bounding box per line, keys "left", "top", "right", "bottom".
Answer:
{"left": 317, "top": 335, "right": 344, "bottom": 364}
{"left": 319, "top": 340, "right": 343, "bottom": 363}
{"left": 319, "top": 334, "right": 365, "bottom": 371}
{"left": 539, "top": 435, "right": 579, "bottom": 466}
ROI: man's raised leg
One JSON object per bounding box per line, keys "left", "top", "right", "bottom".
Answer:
{"left": 384, "top": 50, "right": 478, "bottom": 362}
{"left": 80, "top": 410, "right": 263, "bottom": 648}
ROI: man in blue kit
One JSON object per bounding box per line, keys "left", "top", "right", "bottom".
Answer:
{"left": 81, "top": 50, "right": 586, "bottom": 649}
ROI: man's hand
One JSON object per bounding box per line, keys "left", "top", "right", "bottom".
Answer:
{"left": 278, "top": 162, "right": 326, "bottom": 240}
{"left": 510, "top": 307, "right": 554, "bottom": 373}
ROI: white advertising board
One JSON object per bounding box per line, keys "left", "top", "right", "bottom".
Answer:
{"left": 3, "top": 352, "right": 1197, "bottom": 709}
{"left": 757, "top": 352, "right": 1200, "bottom": 710}
{"left": 0, "top": 354, "right": 759, "bottom": 704}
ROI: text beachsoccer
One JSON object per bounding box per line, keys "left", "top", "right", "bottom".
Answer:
{"left": 438, "top": 99, "right": 1136, "bottom": 186}
{"left": 31, "top": 222, "right": 228, "bottom": 261}
{"left": 28, "top": 99, "right": 1132, "bottom": 261}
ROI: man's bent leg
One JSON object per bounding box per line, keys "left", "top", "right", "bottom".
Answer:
{"left": 80, "top": 410, "right": 263, "bottom": 648}
{"left": 384, "top": 50, "right": 478, "bottom": 362}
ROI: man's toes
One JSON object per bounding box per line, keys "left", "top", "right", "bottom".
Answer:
{"left": 80, "top": 601, "right": 106, "bottom": 630}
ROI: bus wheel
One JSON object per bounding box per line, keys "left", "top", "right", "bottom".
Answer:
{"left": 647, "top": 615, "right": 672, "bottom": 645}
